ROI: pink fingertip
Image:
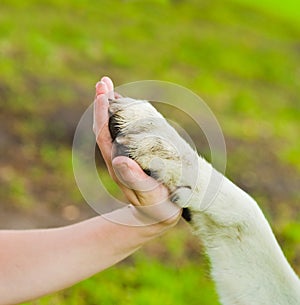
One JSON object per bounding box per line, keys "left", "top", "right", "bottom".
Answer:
{"left": 95, "top": 81, "right": 108, "bottom": 96}
{"left": 101, "top": 76, "right": 114, "bottom": 92}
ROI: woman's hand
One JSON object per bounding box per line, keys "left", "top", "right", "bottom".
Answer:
{"left": 93, "top": 76, "right": 181, "bottom": 225}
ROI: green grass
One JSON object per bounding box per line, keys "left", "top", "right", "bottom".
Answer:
{"left": 0, "top": 0, "right": 299, "bottom": 304}
{"left": 31, "top": 256, "right": 217, "bottom": 305}
{"left": 233, "top": 0, "right": 300, "bottom": 24}
{"left": 1, "top": 0, "right": 300, "bottom": 170}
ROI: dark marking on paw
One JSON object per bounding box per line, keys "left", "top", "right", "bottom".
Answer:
{"left": 108, "top": 114, "right": 122, "bottom": 141}
{"left": 108, "top": 113, "right": 130, "bottom": 159}
{"left": 182, "top": 208, "right": 192, "bottom": 222}
{"left": 143, "top": 168, "right": 160, "bottom": 179}
{"left": 143, "top": 169, "right": 152, "bottom": 176}
{"left": 113, "top": 144, "right": 130, "bottom": 159}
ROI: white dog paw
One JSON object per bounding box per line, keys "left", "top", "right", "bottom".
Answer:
{"left": 108, "top": 97, "right": 199, "bottom": 218}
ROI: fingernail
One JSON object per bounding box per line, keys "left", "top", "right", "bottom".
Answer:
{"left": 114, "top": 162, "right": 128, "bottom": 170}
{"left": 95, "top": 81, "right": 102, "bottom": 88}
{"left": 95, "top": 81, "right": 107, "bottom": 95}
{"left": 114, "top": 162, "right": 129, "bottom": 180}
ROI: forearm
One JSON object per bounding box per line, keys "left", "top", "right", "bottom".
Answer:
{"left": 0, "top": 207, "right": 173, "bottom": 305}
{"left": 191, "top": 163, "right": 300, "bottom": 304}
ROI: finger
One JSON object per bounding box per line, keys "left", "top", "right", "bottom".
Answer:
{"left": 101, "top": 76, "right": 114, "bottom": 93}
{"left": 94, "top": 82, "right": 109, "bottom": 133}
{"left": 95, "top": 81, "right": 108, "bottom": 97}
{"left": 117, "top": 186, "right": 141, "bottom": 206}
{"left": 112, "top": 157, "right": 159, "bottom": 192}
{"left": 101, "top": 76, "right": 114, "bottom": 99}
{"left": 113, "top": 157, "right": 181, "bottom": 222}
{"left": 112, "top": 157, "right": 170, "bottom": 205}
{"left": 94, "top": 95, "right": 112, "bottom": 160}
{"left": 100, "top": 76, "right": 122, "bottom": 99}
{"left": 94, "top": 79, "right": 125, "bottom": 186}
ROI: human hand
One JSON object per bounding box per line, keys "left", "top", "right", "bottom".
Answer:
{"left": 93, "top": 76, "right": 181, "bottom": 226}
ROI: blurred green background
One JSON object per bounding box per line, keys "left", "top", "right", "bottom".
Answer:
{"left": 0, "top": 0, "right": 299, "bottom": 304}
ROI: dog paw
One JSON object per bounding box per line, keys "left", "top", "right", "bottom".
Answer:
{"left": 108, "top": 97, "right": 200, "bottom": 214}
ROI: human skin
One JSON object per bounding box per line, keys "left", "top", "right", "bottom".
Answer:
{"left": 0, "top": 77, "right": 181, "bottom": 305}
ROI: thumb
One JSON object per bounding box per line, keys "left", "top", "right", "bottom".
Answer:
{"left": 112, "top": 156, "right": 159, "bottom": 192}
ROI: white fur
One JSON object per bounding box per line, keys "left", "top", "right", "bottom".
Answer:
{"left": 109, "top": 97, "right": 300, "bottom": 305}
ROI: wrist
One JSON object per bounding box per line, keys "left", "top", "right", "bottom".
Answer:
{"left": 102, "top": 205, "right": 181, "bottom": 238}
